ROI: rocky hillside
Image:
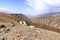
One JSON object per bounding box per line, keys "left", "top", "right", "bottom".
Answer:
{"left": 0, "top": 12, "right": 60, "bottom": 40}
{"left": 11, "top": 14, "right": 33, "bottom": 26}
{"left": 11, "top": 14, "right": 30, "bottom": 21}
{"left": 32, "top": 13, "right": 60, "bottom": 29}
{"left": 0, "top": 22, "right": 60, "bottom": 40}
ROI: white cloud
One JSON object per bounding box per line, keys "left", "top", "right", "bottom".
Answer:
{"left": 26, "top": 0, "right": 60, "bottom": 16}
{"left": 0, "top": 8, "right": 20, "bottom": 13}
{"left": 26, "top": 9, "right": 30, "bottom": 11}
{"left": 26, "top": 0, "right": 60, "bottom": 8}
{"left": 26, "top": 0, "right": 47, "bottom": 10}
{"left": 27, "top": 0, "right": 33, "bottom": 6}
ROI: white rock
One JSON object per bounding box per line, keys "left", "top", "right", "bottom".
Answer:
{"left": 29, "top": 25, "right": 35, "bottom": 29}
{"left": 19, "top": 21, "right": 27, "bottom": 26}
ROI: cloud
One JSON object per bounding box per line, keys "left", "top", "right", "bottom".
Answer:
{"left": 26, "top": 9, "right": 30, "bottom": 11}
{"left": 0, "top": 8, "right": 20, "bottom": 13}
{"left": 26, "top": 0, "right": 47, "bottom": 10}
{"left": 26, "top": 0, "right": 60, "bottom": 16}
{"left": 26, "top": 0, "right": 60, "bottom": 8}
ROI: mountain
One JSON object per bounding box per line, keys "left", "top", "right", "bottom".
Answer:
{"left": 11, "top": 14, "right": 33, "bottom": 26}
{"left": 39, "top": 12, "right": 60, "bottom": 16}
{"left": 0, "top": 12, "right": 60, "bottom": 40}
{"left": 0, "top": 12, "right": 18, "bottom": 24}
{"left": 32, "top": 12, "right": 60, "bottom": 29}
{"left": 11, "top": 14, "right": 30, "bottom": 21}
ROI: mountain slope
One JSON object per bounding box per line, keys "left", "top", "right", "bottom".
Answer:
{"left": 11, "top": 14, "right": 30, "bottom": 21}
{"left": 0, "top": 12, "right": 18, "bottom": 24}
{"left": 0, "top": 12, "right": 60, "bottom": 40}
{"left": 11, "top": 14, "right": 33, "bottom": 26}
{"left": 32, "top": 13, "right": 60, "bottom": 29}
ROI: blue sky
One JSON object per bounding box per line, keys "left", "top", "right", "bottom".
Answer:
{"left": 0, "top": 0, "right": 27, "bottom": 13}
{"left": 0, "top": 0, "right": 60, "bottom": 16}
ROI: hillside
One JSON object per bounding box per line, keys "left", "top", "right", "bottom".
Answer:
{"left": 0, "top": 12, "right": 60, "bottom": 40}
{"left": 0, "top": 21, "right": 60, "bottom": 40}
{"left": 32, "top": 13, "right": 60, "bottom": 29}
{"left": 11, "top": 13, "right": 60, "bottom": 33}
{"left": 0, "top": 12, "right": 18, "bottom": 24}
{"left": 11, "top": 14, "right": 30, "bottom": 21}
{"left": 11, "top": 14, "right": 33, "bottom": 26}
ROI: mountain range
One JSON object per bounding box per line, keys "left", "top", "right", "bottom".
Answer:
{"left": 32, "top": 12, "right": 60, "bottom": 29}
{"left": 0, "top": 12, "right": 60, "bottom": 40}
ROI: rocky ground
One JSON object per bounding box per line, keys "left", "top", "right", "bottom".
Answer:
{"left": 0, "top": 23, "right": 60, "bottom": 40}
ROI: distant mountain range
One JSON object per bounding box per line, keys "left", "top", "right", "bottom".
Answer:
{"left": 32, "top": 12, "right": 60, "bottom": 29}
{"left": 39, "top": 12, "right": 60, "bottom": 16}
